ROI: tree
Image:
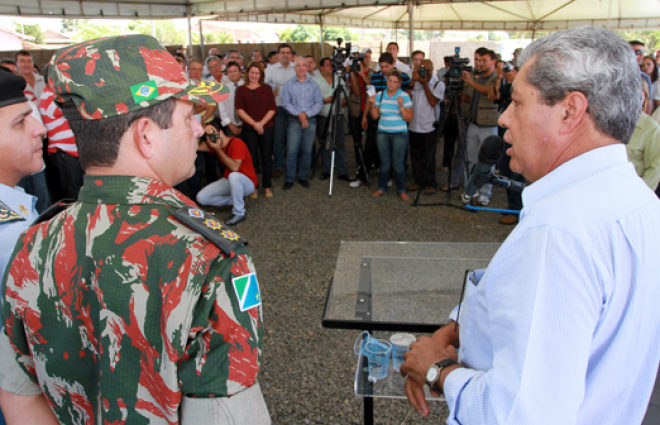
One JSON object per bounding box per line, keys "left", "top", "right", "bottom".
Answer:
{"left": 72, "top": 20, "right": 125, "bottom": 42}
{"left": 14, "top": 21, "right": 44, "bottom": 44}
{"left": 617, "top": 30, "right": 660, "bottom": 52}
{"left": 323, "top": 27, "right": 356, "bottom": 42}
{"left": 279, "top": 25, "right": 317, "bottom": 42}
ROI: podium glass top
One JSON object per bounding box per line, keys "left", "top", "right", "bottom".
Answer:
{"left": 323, "top": 241, "right": 500, "bottom": 332}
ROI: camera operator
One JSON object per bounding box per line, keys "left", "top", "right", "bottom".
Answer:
{"left": 348, "top": 48, "right": 374, "bottom": 187}
{"left": 492, "top": 61, "right": 525, "bottom": 225}
{"left": 408, "top": 54, "right": 445, "bottom": 195}
{"left": 461, "top": 48, "right": 500, "bottom": 206}
{"left": 315, "top": 57, "right": 350, "bottom": 181}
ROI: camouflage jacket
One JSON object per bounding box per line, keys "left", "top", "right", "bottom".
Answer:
{"left": 2, "top": 175, "right": 263, "bottom": 425}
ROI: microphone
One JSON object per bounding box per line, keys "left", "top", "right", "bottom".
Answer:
{"left": 462, "top": 135, "right": 506, "bottom": 203}
{"left": 491, "top": 174, "right": 526, "bottom": 192}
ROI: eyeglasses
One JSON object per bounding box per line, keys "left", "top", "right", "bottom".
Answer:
{"left": 634, "top": 49, "right": 645, "bottom": 55}
{"left": 206, "top": 133, "right": 219, "bottom": 142}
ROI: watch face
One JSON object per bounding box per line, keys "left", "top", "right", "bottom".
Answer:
{"left": 426, "top": 366, "right": 438, "bottom": 383}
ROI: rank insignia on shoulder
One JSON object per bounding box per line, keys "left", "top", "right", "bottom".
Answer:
{"left": 173, "top": 207, "right": 248, "bottom": 255}
{"left": 0, "top": 200, "right": 25, "bottom": 224}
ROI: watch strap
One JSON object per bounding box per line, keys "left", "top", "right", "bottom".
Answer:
{"left": 427, "top": 359, "right": 459, "bottom": 390}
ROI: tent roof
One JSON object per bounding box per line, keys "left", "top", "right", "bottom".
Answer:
{"left": 1, "top": 0, "right": 658, "bottom": 31}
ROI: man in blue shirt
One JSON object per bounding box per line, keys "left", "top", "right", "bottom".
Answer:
{"left": 402, "top": 26, "right": 660, "bottom": 425}
{"left": 281, "top": 57, "right": 323, "bottom": 189}
{"left": 0, "top": 67, "right": 58, "bottom": 425}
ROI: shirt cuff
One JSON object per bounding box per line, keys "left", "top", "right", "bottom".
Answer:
{"left": 443, "top": 366, "right": 478, "bottom": 424}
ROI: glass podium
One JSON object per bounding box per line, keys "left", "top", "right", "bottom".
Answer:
{"left": 322, "top": 241, "right": 500, "bottom": 424}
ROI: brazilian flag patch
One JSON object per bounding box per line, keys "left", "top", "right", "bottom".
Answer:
{"left": 130, "top": 80, "right": 159, "bottom": 103}
{"left": 232, "top": 273, "right": 261, "bottom": 312}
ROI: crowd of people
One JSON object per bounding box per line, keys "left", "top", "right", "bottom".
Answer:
{"left": 3, "top": 39, "right": 660, "bottom": 229}
{"left": 1, "top": 27, "right": 660, "bottom": 425}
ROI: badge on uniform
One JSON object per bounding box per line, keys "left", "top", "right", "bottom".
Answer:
{"left": 0, "top": 200, "right": 25, "bottom": 223}
{"left": 232, "top": 273, "right": 261, "bottom": 312}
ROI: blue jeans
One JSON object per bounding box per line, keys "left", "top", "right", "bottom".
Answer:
{"left": 286, "top": 116, "right": 317, "bottom": 182}
{"left": 273, "top": 107, "right": 288, "bottom": 171}
{"left": 376, "top": 131, "right": 408, "bottom": 193}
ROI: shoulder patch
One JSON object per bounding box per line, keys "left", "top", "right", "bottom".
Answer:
{"left": 0, "top": 200, "right": 25, "bottom": 224}
{"left": 172, "top": 207, "right": 248, "bottom": 255}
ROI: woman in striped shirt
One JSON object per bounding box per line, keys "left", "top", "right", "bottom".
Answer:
{"left": 368, "top": 70, "right": 413, "bottom": 200}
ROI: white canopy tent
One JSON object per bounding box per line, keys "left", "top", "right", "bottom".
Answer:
{"left": 1, "top": 0, "right": 658, "bottom": 54}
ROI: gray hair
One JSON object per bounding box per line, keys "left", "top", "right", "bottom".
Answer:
{"left": 518, "top": 26, "right": 641, "bottom": 144}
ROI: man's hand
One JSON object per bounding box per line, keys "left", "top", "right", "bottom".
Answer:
{"left": 273, "top": 86, "right": 280, "bottom": 97}
{"left": 460, "top": 70, "right": 473, "bottom": 85}
{"left": 361, "top": 116, "right": 368, "bottom": 130}
{"left": 253, "top": 121, "right": 264, "bottom": 134}
{"left": 397, "top": 96, "right": 404, "bottom": 107}
{"left": 496, "top": 61, "right": 504, "bottom": 79}
{"left": 324, "top": 95, "right": 333, "bottom": 104}
{"left": 401, "top": 336, "right": 457, "bottom": 383}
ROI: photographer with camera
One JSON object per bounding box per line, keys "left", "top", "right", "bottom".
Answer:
{"left": 408, "top": 52, "right": 445, "bottom": 195}
{"left": 314, "top": 57, "right": 350, "bottom": 181}
{"left": 348, "top": 48, "right": 374, "bottom": 187}
{"left": 460, "top": 48, "right": 500, "bottom": 206}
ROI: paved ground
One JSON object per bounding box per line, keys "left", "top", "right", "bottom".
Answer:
{"left": 203, "top": 137, "right": 517, "bottom": 425}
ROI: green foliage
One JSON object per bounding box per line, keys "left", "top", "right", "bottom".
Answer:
{"left": 280, "top": 25, "right": 318, "bottom": 42}
{"left": 396, "top": 30, "right": 443, "bottom": 41}
{"left": 14, "top": 21, "right": 44, "bottom": 44}
{"left": 71, "top": 20, "right": 125, "bottom": 42}
{"left": 323, "top": 27, "right": 357, "bottom": 42}
{"left": 617, "top": 30, "right": 660, "bottom": 52}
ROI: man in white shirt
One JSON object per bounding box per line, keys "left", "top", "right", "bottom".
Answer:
{"left": 402, "top": 26, "right": 660, "bottom": 425}
{"left": 14, "top": 51, "right": 45, "bottom": 102}
{"left": 216, "top": 61, "right": 244, "bottom": 138}
{"left": 265, "top": 43, "right": 296, "bottom": 178}
{"left": 408, "top": 54, "right": 445, "bottom": 195}
{"left": 375, "top": 41, "right": 411, "bottom": 74}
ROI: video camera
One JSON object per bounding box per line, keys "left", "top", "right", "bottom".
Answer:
{"left": 331, "top": 38, "right": 363, "bottom": 74}
{"left": 445, "top": 47, "right": 472, "bottom": 95}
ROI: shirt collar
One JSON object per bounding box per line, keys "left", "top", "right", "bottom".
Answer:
{"left": 521, "top": 144, "right": 627, "bottom": 219}
{"left": 0, "top": 183, "right": 37, "bottom": 219}
{"left": 78, "top": 175, "right": 196, "bottom": 209}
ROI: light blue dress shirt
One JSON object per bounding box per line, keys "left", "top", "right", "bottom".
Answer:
{"left": 281, "top": 76, "right": 323, "bottom": 119}
{"left": 0, "top": 184, "right": 38, "bottom": 319}
{"left": 445, "top": 144, "right": 660, "bottom": 425}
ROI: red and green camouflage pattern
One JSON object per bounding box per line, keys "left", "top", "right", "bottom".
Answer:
{"left": 2, "top": 175, "right": 263, "bottom": 424}
{"left": 50, "top": 34, "right": 229, "bottom": 119}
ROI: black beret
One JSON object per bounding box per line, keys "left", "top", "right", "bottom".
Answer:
{"left": 0, "top": 69, "right": 27, "bottom": 108}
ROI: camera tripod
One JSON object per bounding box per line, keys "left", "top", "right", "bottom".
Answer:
{"left": 317, "top": 72, "right": 368, "bottom": 197}
{"left": 411, "top": 88, "right": 469, "bottom": 210}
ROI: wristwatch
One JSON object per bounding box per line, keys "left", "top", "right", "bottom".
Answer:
{"left": 425, "top": 359, "right": 459, "bottom": 390}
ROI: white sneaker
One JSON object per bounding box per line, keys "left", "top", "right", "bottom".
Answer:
{"left": 349, "top": 180, "right": 364, "bottom": 188}
{"left": 478, "top": 193, "right": 490, "bottom": 206}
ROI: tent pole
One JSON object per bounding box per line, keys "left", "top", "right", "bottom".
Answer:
{"left": 200, "top": 20, "right": 206, "bottom": 61}
{"left": 187, "top": 10, "right": 193, "bottom": 57}
{"left": 408, "top": 0, "right": 414, "bottom": 57}
{"left": 320, "top": 15, "right": 325, "bottom": 57}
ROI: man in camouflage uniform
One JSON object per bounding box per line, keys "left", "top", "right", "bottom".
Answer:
{"left": 1, "top": 35, "right": 270, "bottom": 425}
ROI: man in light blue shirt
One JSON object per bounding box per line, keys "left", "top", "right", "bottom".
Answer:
{"left": 281, "top": 57, "right": 323, "bottom": 189}
{"left": 0, "top": 67, "right": 58, "bottom": 425}
{"left": 402, "top": 26, "right": 660, "bottom": 425}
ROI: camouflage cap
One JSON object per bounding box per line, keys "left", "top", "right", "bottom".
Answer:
{"left": 50, "top": 34, "right": 229, "bottom": 120}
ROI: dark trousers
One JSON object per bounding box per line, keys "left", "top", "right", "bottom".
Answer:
{"left": 243, "top": 125, "right": 274, "bottom": 189}
{"left": 409, "top": 131, "right": 438, "bottom": 189}
{"left": 50, "top": 151, "right": 84, "bottom": 200}
{"left": 318, "top": 114, "right": 347, "bottom": 176}
{"left": 443, "top": 114, "right": 458, "bottom": 168}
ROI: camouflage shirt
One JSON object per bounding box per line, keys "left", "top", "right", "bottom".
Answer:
{"left": 2, "top": 175, "right": 263, "bottom": 425}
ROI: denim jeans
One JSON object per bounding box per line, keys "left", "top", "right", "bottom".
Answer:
{"left": 196, "top": 172, "right": 255, "bottom": 216}
{"left": 376, "top": 131, "right": 408, "bottom": 193}
{"left": 272, "top": 107, "right": 288, "bottom": 171}
{"left": 286, "top": 116, "right": 317, "bottom": 183}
